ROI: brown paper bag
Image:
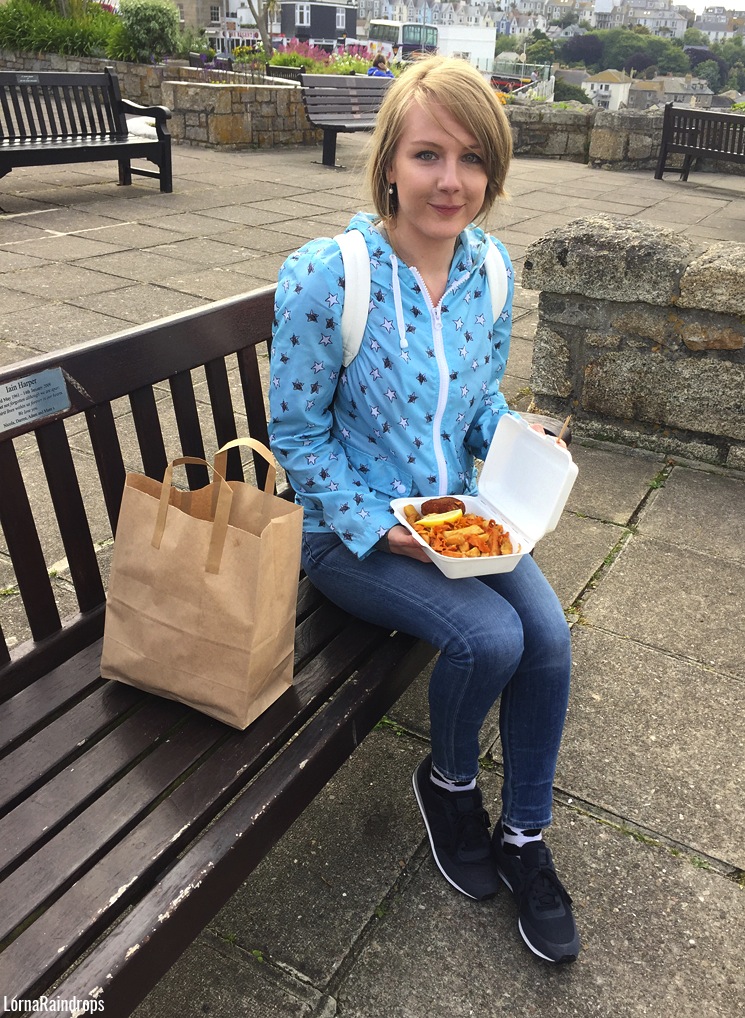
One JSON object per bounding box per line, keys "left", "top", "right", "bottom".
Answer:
{"left": 101, "top": 440, "right": 303, "bottom": 729}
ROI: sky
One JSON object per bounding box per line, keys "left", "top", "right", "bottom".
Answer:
{"left": 675, "top": 1, "right": 736, "bottom": 16}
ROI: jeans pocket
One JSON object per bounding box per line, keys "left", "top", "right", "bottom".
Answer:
{"left": 302, "top": 531, "right": 342, "bottom": 570}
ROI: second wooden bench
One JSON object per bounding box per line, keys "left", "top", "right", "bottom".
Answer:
{"left": 654, "top": 102, "right": 745, "bottom": 181}
{"left": 300, "top": 73, "right": 393, "bottom": 167}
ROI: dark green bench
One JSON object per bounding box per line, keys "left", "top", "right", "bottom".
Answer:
{"left": 0, "top": 67, "right": 173, "bottom": 193}
{"left": 654, "top": 102, "right": 745, "bottom": 181}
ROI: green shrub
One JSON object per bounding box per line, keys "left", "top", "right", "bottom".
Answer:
{"left": 553, "top": 78, "right": 592, "bottom": 104}
{"left": 0, "top": 0, "right": 116, "bottom": 56}
{"left": 171, "top": 25, "right": 210, "bottom": 60}
{"left": 110, "top": 0, "right": 179, "bottom": 63}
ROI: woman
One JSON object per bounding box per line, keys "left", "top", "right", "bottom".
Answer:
{"left": 368, "top": 53, "right": 394, "bottom": 77}
{"left": 269, "top": 57, "right": 580, "bottom": 964}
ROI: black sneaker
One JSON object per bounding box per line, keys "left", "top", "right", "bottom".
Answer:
{"left": 412, "top": 755, "right": 500, "bottom": 901}
{"left": 493, "top": 822, "right": 580, "bottom": 963}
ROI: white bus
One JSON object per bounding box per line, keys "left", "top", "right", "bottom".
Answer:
{"left": 366, "top": 20, "right": 438, "bottom": 61}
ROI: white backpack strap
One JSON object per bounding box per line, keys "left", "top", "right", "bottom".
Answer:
{"left": 484, "top": 241, "right": 509, "bottom": 324}
{"left": 335, "top": 229, "right": 371, "bottom": 368}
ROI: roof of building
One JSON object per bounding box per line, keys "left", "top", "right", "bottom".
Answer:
{"left": 585, "top": 69, "right": 634, "bottom": 83}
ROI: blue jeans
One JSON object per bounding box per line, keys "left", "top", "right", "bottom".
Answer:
{"left": 301, "top": 533, "right": 572, "bottom": 831}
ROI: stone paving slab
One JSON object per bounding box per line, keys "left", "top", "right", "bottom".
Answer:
{"left": 68, "top": 283, "right": 208, "bottom": 324}
{"left": 638, "top": 466, "right": 745, "bottom": 561}
{"left": 582, "top": 534, "right": 745, "bottom": 678}
{"left": 560, "top": 626, "right": 745, "bottom": 869}
{"left": 0, "top": 302, "right": 135, "bottom": 350}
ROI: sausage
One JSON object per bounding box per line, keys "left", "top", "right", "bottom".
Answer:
{"left": 420, "top": 497, "right": 466, "bottom": 516}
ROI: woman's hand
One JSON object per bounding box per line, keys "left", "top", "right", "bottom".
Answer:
{"left": 528, "top": 422, "right": 567, "bottom": 450}
{"left": 386, "top": 524, "right": 432, "bottom": 562}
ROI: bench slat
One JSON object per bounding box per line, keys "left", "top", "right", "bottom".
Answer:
{"left": 0, "top": 615, "right": 397, "bottom": 1003}
{"left": 85, "top": 402, "right": 128, "bottom": 535}
{"left": 129, "top": 384, "right": 169, "bottom": 481}
{"left": 0, "top": 697, "right": 191, "bottom": 876}
{"left": 0, "top": 681, "right": 144, "bottom": 815}
{"left": 0, "top": 441, "right": 62, "bottom": 646}
{"left": 48, "top": 631, "right": 434, "bottom": 1017}
{"left": 168, "top": 369, "right": 211, "bottom": 489}
{"left": 37, "top": 420, "right": 106, "bottom": 614}
{"left": 0, "top": 641, "right": 104, "bottom": 753}
{"left": 204, "top": 355, "right": 241, "bottom": 454}
{"left": 0, "top": 712, "right": 225, "bottom": 942}
{"left": 237, "top": 342, "right": 273, "bottom": 489}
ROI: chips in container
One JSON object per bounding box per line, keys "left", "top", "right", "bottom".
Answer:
{"left": 390, "top": 415, "right": 578, "bottom": 578}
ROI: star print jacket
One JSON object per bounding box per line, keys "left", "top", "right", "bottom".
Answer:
{"left": 269, "top": 212, "right": 517, "bottom": 560}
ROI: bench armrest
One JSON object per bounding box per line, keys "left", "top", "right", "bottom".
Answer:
{"left": 120, "top": 99, "right": 172, "bottom": 130}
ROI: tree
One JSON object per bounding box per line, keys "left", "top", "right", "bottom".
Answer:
{"left": 115, "top": 0, "right": 179, "bottom": 62}
{"left": 696, "top": 58, "right": 721, "bottom": 91}
{"left": 495, "top": 34, "right": 518, "bottom": 56}
{"left": 601, "top": 28, "right": 649, "bottom": 71}
{"left": 656, "top": 46, "right": 690, "bottom": 75}
{"left": 243, "top": 0, "right": 278, "bottom": 57}
{"left": 624, "top": 50, "right": 655, "bottom": 75}
{"left": 559, "top": 32, "right": 602, "bottom": 68}
{"left": 683, "top": 27, "right": 708, "bottom": 47}
{"left": 726, "top": 62, "right": 745, "bottom": 93}
{"left": 526, "top": 38, "right": 554, "bottom": 65}
{"left": 553, "top": 78, "right": 592, "bottom": 103}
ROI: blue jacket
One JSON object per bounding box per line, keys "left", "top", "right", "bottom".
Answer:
{"left": 367, "top": 66, "right": 394, "bottom": 76}
{"left": 269, "top": 212, "right": 516, "bottom": 559}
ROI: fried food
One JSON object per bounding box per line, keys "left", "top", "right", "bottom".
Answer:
{"left": 401, "top": 504, "right": 515, "bottom": 559}
{"left": 420, "top": 496, "right": 466, "bottom": 516}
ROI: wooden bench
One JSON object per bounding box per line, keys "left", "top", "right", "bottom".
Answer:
{"left": 0, "top": 67, "right": 173, "bottom": 193}
{"left": 300, "top": 72, "right": 393, "bottom": 167}
{"left": 654, "top": 102, "right": 745, "bottom": 181}
{"left": 266, "top": 64, "right": 305, "bottom": 83}
{"left": 0, "top": 284, "right": 437, "bottom": 1017}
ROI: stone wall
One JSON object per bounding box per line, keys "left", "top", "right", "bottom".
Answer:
{"left": 159, "top": 80, "right": 317, "bottom": 148}
{"left": 1, "top": 49, "right": 743, "bottom": 170}
{"left": 0, "top": 48, "right": 168, "bottom": 107}
{"left": 523, "top": 214, "right": 745, "bottom": 469}
{"left": 505, "top": 104, "right": 596, "bottom": 163}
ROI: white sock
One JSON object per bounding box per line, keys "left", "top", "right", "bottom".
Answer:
{"left": 501, "top": 824, "right": 543, "bottom": 850}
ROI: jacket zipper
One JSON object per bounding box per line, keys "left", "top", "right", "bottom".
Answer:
{"left": 411, "top": 268, "right": 451, "bottom": 494}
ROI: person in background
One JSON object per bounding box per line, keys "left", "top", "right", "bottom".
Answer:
{"left": 368, "top": 53, "right": 394, "bottom": 77}
{"left": 269, "top": 56, "right": 580, "bottom": 965}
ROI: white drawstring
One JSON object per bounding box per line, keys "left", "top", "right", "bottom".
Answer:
{"left": 390, "top": 254, "right": 409, "bottom": 355}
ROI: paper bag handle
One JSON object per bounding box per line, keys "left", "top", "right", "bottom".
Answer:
{"left": 214, "top": 437, "right": 277, "bottom": 495}
{"left": 152, "top": 456, "right": 233, "bottom": 574}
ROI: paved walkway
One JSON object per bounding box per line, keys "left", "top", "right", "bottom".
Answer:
{"left": 1, "top": 140, "right": 744, "bottom": 1018}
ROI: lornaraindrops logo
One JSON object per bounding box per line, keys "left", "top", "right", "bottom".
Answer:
{"left": 2, "top": 1000, "right": 104, "bottom": 1014}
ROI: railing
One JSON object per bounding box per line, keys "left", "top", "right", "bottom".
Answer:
{"left": 511, "top": 75, "right": 555, "bottom": 102}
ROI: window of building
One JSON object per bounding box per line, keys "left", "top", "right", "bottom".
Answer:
{"left": 176, "top": 1, "right": 184, "bottom": 20}
{"left": 336, "top": 6, "right": 346, "bottom": 29}
{"left": 210, "top": 4, "right": 220, "bottom": 22}
{"left": 296, "top": 3, "right": 310, "bottom": 25}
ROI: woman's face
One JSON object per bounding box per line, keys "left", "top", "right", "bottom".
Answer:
{"left": 386, "top": 100, "right": 488, "bottom": 258}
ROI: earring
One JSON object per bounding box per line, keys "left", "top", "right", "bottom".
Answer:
{"left": 388, "top": 185, "right": 394, "bottom": 195}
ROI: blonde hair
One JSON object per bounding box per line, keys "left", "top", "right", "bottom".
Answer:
{"left": 366, "top": 56, "right": 513, "bottom": 222}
